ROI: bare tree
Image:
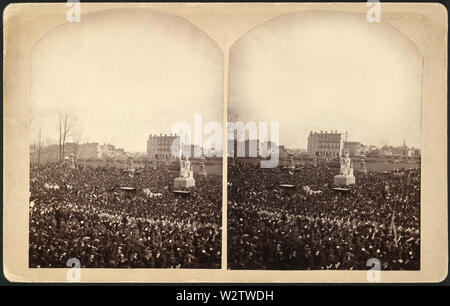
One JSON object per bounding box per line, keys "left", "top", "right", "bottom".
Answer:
{"left": 56, "top": 112, "right": 75, "bottom": 162}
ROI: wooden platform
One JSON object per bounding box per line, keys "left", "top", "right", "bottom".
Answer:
{"left": 279, "top": 184, "right": 295, "bottom": 189}
{"left": 173, "top": 190, "right": 191, "bottom": 195}
{"left": 119, "top": 186, "right": 136, "bottom": 191}
{"left": 332, "top": 187, "right": 351, "bottom": 192}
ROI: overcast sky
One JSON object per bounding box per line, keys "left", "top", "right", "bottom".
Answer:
{"left": 31, "top": 8, "right": 223, "bottom": 152}
{"left": 229, "top": 11, "right": 422, "bottom": 149}
{"left": 30, "top": 9, "right": 423, "bottom": 152}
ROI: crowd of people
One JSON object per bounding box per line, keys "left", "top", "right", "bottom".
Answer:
{"left": 30, "top": 157, "right": 421, "bottom": 271}
{"left": 29, "top": 161, "right": 222, "bottom": 269}
{"left": 228, "top": 160, "right": 420, "bottom": 270}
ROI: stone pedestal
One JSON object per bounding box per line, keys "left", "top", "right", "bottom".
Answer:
{"left": 127, "top": 158, "right": 135, "bottom": 173}
{"left": 199, "top": 164, "right": 207, "bottom": 176}
{"left": 360, "top": 160, "right": 367, "bottom": 174}
{"left": 288, "top": 157, "right": 295, "bottom": 169}
{"left": 334, "top": 152, "right": 355, "bottom": 186}
{"left": 174, "top": 156, "right": 196, "bottom": 189}
{"left": 198, "top": 157, "right": 207, "bottom": 177}
{"left": 69, "top": 155, "right": 76, "bottom": 169}
{"left": 174, "top": 177, "right": 196, "bottom": 189}
{"left": 286, "top": 152, "right": 295, "bottom": 169}
{"left": 334, "top": 174, "right": 355, "bottom": 186}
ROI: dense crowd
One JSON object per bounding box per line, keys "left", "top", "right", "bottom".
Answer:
{"left": 228, "top": 160, "right": 420, "bottom": 270}
{"left": 29, "top": 162, "right": 221, "bottom": 268}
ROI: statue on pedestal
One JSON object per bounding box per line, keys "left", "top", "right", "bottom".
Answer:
{"left": 174, "top": 136, "right": 195, "bottom": 189}
{"left": 339, "top": 153, "right": 354, "bottom": 176}
{"left": 127, "top": 157, "right": 135, "bottom": 172}
{"left": 189, "top": 165, "right": 194, "bottom": 179}
{"left": 125, "top": 156, "right": 136, "bottom": 177}
{"left": 288, "top": 152, "right": 295, "bottom": 169}
{"left": 334, "top": 152, "right": 355, "bottom": 186}
{"left": 69, "top": 154, "right": 76, "bottom": 170}
{"left": 313, "top": 155, "right": 318, "bottom": 167}
{"left": 198, "top": 156, "right": 207, "bottom": 177}
{"left": 179, "top": 156, "right": 192, "bottom": 178}
{"left": 360, "top": 156, "right": 368, "bottom": 174}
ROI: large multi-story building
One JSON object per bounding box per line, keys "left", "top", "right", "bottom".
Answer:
{"left": 307, "top": 130, "right": 344, "bottom": 157}
{"left": 147, "top": 133, "right": 179, "bottom": 159}
{"left": 147, "top": 133, "right": 205, "bottom": 159}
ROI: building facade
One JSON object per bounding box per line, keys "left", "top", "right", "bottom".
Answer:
{"left": 30, "top": 142, "right": 127, "bottom": 163}
{"left": 379, "top": 141, "right": 419, "bottom": 158}
{"left": 114, "top": 148, "right": 127, "bottom": 160}
{"left": 307, "top": 130, "right": 344, "bottom": 157}
{"left": 343, "top": 141, "right": 362, "bottom": 157}
{"left": 147, "top": 133, "right": 206, "bottom": 159}
{"left": 100, "top": 143, "right": 116, "bottom": 158}
{"left": 78, "top": 142, "right": 102, "bottom": 159}
{"left": 228, "top": 138, "right": 280, "bottom": 158}
{"left": 147, "top": 134, "right": 179, "bottom": 159}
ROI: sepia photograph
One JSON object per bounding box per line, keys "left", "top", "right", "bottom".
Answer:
{"left": 28, "top": 8, "right": 223, "bottom": 269}
{"left": 2, "top": 2, "right": 447, "bottom": 284}
{"left": 227, "top": 11, "right": 422, "bottom": 270}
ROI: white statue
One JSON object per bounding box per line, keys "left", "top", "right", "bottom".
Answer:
{"left": 173, "top": 134, "right": 196, "bottom": 189}
{"left": 340, "top": 152, "right": 353, "bottom": 176}
{"left": 179, "top": 156, "right": 192, "bottom": 179}
{"left": 179, "top": 160, "right": 185, "bottom": 178}
{"left": 185, "top": 157, "right": 191, "bottom": 174}
{"left": 335, "top": 152, "right": 355, "bottom": 186}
